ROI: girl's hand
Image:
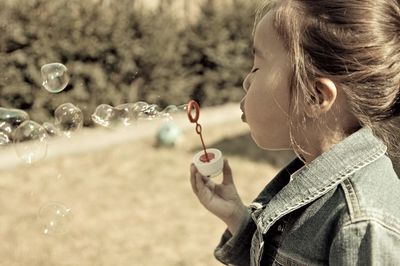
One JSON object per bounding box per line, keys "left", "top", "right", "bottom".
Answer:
{"left": 190, "top": 159, "right": 248, "bottom": 234}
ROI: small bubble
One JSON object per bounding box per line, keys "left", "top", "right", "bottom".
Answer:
{"left": 54, "top": 103, "right": 83, "bottom": 137}
{"left": 37, "top": 202, "right": 72, "bottom": 236}
{"left": 0, "top": 132, "right": 10, "bottom": 146}
{"left": 91, "top": 104, "right": 118, "bottom": 128}
{"left": 0, "top": 107, "right": 29, "bottom": 127}
{"left": 161, "top": 105, "right": 179, "bottom": 114}
{"left": 42, "top": 122, "right": 60, "bottom": 137}
{"left": 160, "top": 104, "right": 187, "bottom": 120}
{"left": 177, "top": 104, "right": 188, "bottom": 111}
{"left": 13, "top": 120, "right": 48, "bottom": 164}
{"left": 138, "top": 104, "right": 160, "bottom": 120}
{"left": 41, "top": 63, "right": 69, "bottom": 93}
{"left": 132, "top": 101, "right": 149, "bottom": 112}
{"left": 114, "top": 103, "right": 140, "bottom": 126}
{"left": 0, "top": 121, "right": 13, "bottom": 138}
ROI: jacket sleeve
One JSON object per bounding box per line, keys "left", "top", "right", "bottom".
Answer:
{"left": 214, "top": 209, "right": 256, "bottom": 266}
{"left": 329, "top": 220, "right": 400, "bottom": 265}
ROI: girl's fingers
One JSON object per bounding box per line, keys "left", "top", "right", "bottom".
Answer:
{"left": 196, "top": 173, "right": 213, "bottom": 202}
{"left": 202, "top": 175, "right": 215, "bottom": 191}
{"left": 190, "top": 164, "right": 198, "bottom": 194}
{"left": 222, "top": 159, "right": 234, "bottom": 185}
{"left": 195, "top": 172, "right": 206, "bottom": 193}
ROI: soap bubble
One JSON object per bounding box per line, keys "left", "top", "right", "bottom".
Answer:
{"left": 91, "top": 104, "right": 119, "bottom": 128}
{"left": 42, "top": 122, "right": 60, "bottom": 137}
{"left": 114, "top": 103, "right": 140, "bottom": 126}
{"left": 0, "top": 132, "right": 10, "bottom": 146}
{"left": 137, "top": 104, "right": 160, "bottom": 120}
{"left": 0, "top": 107, "right": 29, "bottom": 127}
{"left": 41, "top": 63, "right": 69, "bottom": 93}
{"left": 54, "top": 103, "right": 83, "bottom": 137}
{"left": 37, "top": 202, "right": 72, "bottom": 235}
{"left": 13, "top": 120, "right": 48, "bottom": 164}
{"left": 160, "top": 104, "right": 188, "bottom": 120}
{"left": 0, "top": 121, "right": 13, "bottom": 137}
{"left": 92, "top": 102, "right": 188, "bottom": 128}
{"left": 161, "top": 105, "right": 179, "bottom": 114}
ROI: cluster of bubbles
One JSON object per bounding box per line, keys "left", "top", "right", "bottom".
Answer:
{"left": 1, "top": 62, "right": 187, "bottom": 235}
{"left": 91, "top": 102, "right": 187, "bottom": 128}
{"left": 0, "top": 103, "right": 84, "bottom": 164}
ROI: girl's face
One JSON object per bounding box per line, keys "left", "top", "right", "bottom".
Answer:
{"left": 241, "top": 12, "right": 293, "bottom": 150}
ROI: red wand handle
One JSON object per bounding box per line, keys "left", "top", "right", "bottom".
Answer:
{"left": 187, "top": 100, "right": 210, "bottom": 162}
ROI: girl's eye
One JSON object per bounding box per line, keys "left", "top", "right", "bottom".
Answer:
{"left": 251, "top": 68, "right": 259, "bottom": 73}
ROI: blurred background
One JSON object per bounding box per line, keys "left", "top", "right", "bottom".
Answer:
{"left": 0, "top": 0, "right": 256, "bottom": 125}
{"left": 0, "top": 0, "right": 294, "bottom": 265}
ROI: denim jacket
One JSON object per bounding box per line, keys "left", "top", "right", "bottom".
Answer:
{"left": 214, "top": 127, "right": 400, "bottom": 265}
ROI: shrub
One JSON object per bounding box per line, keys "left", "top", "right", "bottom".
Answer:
{"left": 0, "top": 0, "right": 256, "bottom": 126}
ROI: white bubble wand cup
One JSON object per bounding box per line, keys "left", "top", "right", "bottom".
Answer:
{"left": 187, "top": 100, "right": 223, "bottom": 178}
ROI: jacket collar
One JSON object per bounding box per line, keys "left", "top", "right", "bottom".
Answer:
{"left": 252, "top": 127, "right": 387, "bottom": 234}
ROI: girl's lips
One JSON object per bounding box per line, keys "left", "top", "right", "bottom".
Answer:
{"left": 240, "top": 101, "right": 245, "bottom": 112}
{"left": 241, "top": 113, "right": 246, "bottom": 122}
{"left": 240, "top": 101, "right": 246, "bottom": 122}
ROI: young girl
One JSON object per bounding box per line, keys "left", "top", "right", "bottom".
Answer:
{"left": 190, "top": 0, "right": 400, "bottom": 265}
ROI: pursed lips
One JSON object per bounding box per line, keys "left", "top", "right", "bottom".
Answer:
{"left": 240, "top": 100, "right": 244, "bottom": 112}
{"left": 240, "top": 101, "right": 246, "bottom": 121}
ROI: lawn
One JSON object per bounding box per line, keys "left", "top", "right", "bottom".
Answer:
{"left": 0, "top": 104, "right": 294, "bottom": 266}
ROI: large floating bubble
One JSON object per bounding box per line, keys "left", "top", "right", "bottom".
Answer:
{"left": 54, "top": 103, "right": 83, "bottom": 137}
{"left": 37, "top": 202, "right": 72, "bottom": 235}
{"left": 41, "top": 63, "right": 69, "bottom": 93}
{"left": 13, "top": 120, "right": 48, "bottom": 164}
{"left": 0, "top": 107, "right": 29, "bottom": 127}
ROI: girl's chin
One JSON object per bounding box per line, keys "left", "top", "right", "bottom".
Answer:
{"left": 251, "top": 135, "right": 291, "bottom": 150}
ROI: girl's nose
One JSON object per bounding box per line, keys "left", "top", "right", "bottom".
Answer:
{"left": 242, "top": 73, "right": 251, "bottom": 92}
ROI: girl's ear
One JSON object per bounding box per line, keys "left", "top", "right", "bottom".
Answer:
{"left": 304, "top": 78, "right": 337, "bottom": 117}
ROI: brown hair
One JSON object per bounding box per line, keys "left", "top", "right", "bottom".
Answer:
{"left": 255, "top": 0, "right": 400, "bottom": 160}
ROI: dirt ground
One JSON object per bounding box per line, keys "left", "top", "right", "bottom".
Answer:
{"left": 0, "top": 105, "right": 294, "bottom": 266}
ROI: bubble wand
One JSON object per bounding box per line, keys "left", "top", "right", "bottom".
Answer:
{"left": 187, "top": 100, "right": 213, "bottom": 162}
{"left": 187, "top": 100, "right": 223, "bottom": 177}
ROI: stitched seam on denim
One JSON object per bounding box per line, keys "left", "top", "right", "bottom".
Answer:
{"left": 259, "top": 147, "right": 385, "bottom": 234}
{"left": 342, "top": 212, "right": 400, "bottom": 235}
{"left": 334, "top": 146, "right": 385, "bottom": 180}
{"left": 340, "top": 179, "right": 362, "bottom": 223}
{"left": 250, "top": 230, "right": 264, "bottom": 266}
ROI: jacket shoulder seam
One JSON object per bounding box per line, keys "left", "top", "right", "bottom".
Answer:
{"left": 341, "top": 213, "right": 400, "bottom": 236}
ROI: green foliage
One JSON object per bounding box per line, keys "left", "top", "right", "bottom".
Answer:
{"left": 0, "top": 0, "right": 256, "bottom": 125}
